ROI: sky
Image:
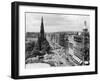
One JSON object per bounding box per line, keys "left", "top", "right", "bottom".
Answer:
{"left": 25, "top": 12, "right": 90, "bottom": 32}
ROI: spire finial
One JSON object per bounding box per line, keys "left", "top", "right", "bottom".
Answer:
{"left": 84, "top": 21, "right": 86, "bottom": 26}
{"left": 42, "top": 16, "right": 43, "bottom": 22}
{"left": 84, "top": 21, "right": 87, "bottom": 29}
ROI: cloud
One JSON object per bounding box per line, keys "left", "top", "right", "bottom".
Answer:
{"left": 26, "top": 12, "right": 90, "bottom": 32}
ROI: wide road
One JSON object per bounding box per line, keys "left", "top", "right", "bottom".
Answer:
{"left": 48, "top": 41, "right": 78, "bottom": 66}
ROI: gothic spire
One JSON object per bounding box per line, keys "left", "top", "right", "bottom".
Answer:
{"left": 40, "top": 17, "right": 45, "bottom": 39}
{"left": 40, "top": 17, "right": 44, "bottom": 35}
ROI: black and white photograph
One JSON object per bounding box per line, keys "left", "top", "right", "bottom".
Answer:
{"left": 11, "top": 2, "right": 97, "bottom": 79}
{"left": 25, "top": 12, "right": 90, "bottom": 69}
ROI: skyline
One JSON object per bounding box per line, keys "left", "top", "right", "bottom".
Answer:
{"left": 26, "top": 12, "right": 90, "bottom": 32}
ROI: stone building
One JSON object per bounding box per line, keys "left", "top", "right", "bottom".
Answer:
{"left": 68, "top": 21, "right": 90, "bottom": 65}
{"left": 32, "top": 17, "right": 51, "bottom": 57}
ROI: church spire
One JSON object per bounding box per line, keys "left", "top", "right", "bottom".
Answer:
{"left": 40, "top": 17, "right": 45, "bottom": 39}
{"left": 32, "top": 16, "right": 51, "bottom": 55}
